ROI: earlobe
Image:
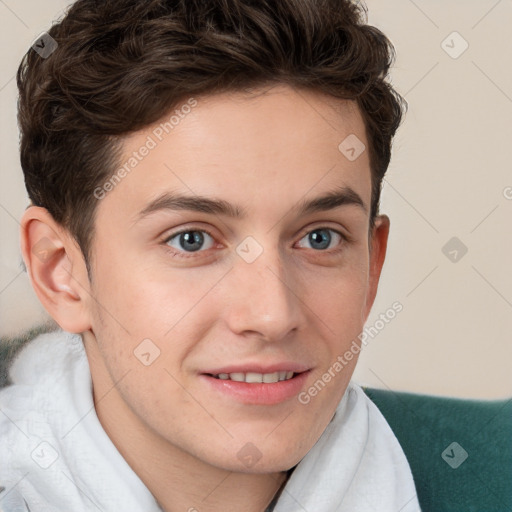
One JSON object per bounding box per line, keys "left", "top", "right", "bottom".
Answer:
{"left": 20, "top": 206, "right": 92, "bottom": 333}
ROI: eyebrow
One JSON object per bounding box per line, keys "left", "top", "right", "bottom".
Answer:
{"left": 136, "top": 185, "right": 367, "bottom": 221}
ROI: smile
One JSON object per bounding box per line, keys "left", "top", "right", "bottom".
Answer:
{"left": 209, "top": 371, "right": 296, "bottom": 383}
{"left": 201, "top": 370, "right": 310, "bottom": 405}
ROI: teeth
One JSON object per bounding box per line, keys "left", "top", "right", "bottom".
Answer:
{"left": 245, "top": 372, "right": 263, "bottom": 383}
{"left": 263, "top": 372, "right": 279, "bottom": 383}
{"left": 229, "top": 373, "right": 246, "bottom": 382}
{"left": 213, "top": 371, "right": 296, "bottom": 383}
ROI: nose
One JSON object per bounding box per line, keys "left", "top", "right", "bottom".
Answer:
{"left": 222, "top": 242, "right": 305, "bottom": 342}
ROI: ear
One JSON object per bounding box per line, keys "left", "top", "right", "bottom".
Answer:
{"left": 362, "top": 214, "right": 390, "bottom": 322}
{"left": 20, "top": 206, "right": 92, "bottom": 333}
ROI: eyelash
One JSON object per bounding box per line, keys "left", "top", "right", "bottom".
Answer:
{"left": 161, "top": 226, "right": 349, "bottom": 260}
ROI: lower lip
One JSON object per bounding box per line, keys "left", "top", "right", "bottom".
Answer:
{"left": 199, "top": 371, "right": 311, "bottom": 405}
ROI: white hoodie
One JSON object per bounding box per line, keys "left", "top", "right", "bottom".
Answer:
{"left": 0, "top": 330, "right": 421, "bottom": 512}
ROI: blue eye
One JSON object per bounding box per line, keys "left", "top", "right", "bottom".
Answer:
{"left": 297, "top": 228, "right": 343, "bottom": 251}
{"left": 165, "top": 229, "right": 215, "bottom": 253}
{"left": 163, "top": 226, "right": 345, "bottom": 259}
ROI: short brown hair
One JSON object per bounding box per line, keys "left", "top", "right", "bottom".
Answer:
{"left": 17, "top": 0, "right": 406, "bottom": 273}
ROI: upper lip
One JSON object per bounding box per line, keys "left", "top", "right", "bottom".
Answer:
{"left": 201, "top": 362, "right": 311, "bottom": 375}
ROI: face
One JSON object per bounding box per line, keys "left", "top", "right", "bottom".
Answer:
{"left": 80, "top": 84, "right": 388, "bottom": 473}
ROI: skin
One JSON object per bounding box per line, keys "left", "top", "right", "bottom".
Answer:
{"left": 21, "top": 84, "right": 389, "bottom": 512}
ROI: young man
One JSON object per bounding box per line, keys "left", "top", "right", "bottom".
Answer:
{"left": 0, "top": 0, "right": 421, "bottom": 511}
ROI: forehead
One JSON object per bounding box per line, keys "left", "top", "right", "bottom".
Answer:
{"left": 97, "top": 84, "right": 371, "bottom": 225}
{"left": 156, "top": 84, "right": 367, "bottom": 164}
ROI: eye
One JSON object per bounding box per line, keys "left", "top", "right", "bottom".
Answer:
{"left": 296, "top": 227, "right": 345, "bottom": 251}
{"left": 162, "top": 226, "right": 347, "bottom": 259}
{"left": 164, "top": 229, "right": 216, "bottom": 254}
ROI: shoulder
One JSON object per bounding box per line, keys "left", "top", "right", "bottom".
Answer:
{"left": 0, "top": 329, "right": 88, "bottom": 491}
{"left": 0, "top": 329, "right": 86, "bottom": 438}
{"left": 3, "top": 328, "right": 84, "bottom": 387}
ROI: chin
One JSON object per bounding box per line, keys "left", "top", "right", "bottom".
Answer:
{"left": 193, "top": 438, "right": 306, "bottom": 474}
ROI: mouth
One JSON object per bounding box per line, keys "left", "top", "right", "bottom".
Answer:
{"left": 199, "top": 369, "right": 311, "bottom": 405}
{"left": 206, "top": 371, "right": 297, "bottom": 383}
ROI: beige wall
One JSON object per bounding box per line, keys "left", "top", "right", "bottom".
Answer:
{"left": 0, "top": 0, "right": 510, "bottom": 398}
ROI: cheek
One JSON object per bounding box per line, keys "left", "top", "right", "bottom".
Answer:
{"left": 307, "top": 257, "right": 369, "bottom": 335}
{"left": 89, "top": 257, "right": 221, "bottom": 380}
{"left": 91, "top": 245, "right": 193, "bottom": 329}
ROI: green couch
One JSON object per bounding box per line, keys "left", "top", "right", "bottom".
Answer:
{"left": 1, "top": 328, "right": 510, "bottom": 511}
{"left": 363, "top": 386, "right": 512, "bottom": 512}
